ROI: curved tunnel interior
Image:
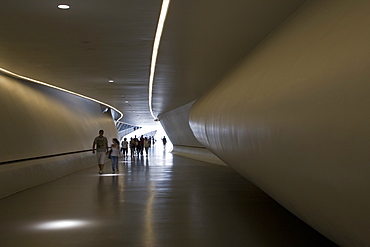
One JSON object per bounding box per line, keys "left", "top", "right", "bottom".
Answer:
{"left": 1, "top": 0, "right": 370, "bottom": 246}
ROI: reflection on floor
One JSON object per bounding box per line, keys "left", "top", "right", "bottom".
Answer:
{"left": 0, "top": 146, "right": 337, "bottom": 247}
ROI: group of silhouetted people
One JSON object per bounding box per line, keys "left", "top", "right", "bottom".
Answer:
{"left": 128, "top": 135, "right": 152, "bottom": 157}
{"left": 92, "top": 130, "right": 156, "bottom": 174}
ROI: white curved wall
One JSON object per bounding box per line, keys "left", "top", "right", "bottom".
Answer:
{"left": 159, "top": 101, "right": 200, "bottom": 146}
{"left": 189, "top": 1, "right": 370, "bottom": 246}
{"left": 0, "top": 73, "right": 118, "bottom": 198}
{"left": 159, "top": 101, "right": 226, "bottom": 165}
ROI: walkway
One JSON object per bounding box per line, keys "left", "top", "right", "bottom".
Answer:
{"left": 0, "top": 146, "right": 337, "bottom": 247}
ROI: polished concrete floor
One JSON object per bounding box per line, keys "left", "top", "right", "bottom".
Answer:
{"left": 0, "top": 146, "right": 337, "bottom": 247}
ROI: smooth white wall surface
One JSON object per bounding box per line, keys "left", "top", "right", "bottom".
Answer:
{"left": 0, "top": 73, "right": 118, "bottom": 198}
{"left": 159, "top": 101, "right": 226, "bottom": 165}
{"left": 159, "top": 101, "right": 201, "bottom": 147}
{"left": 171, "top": 145, "right": 226, "bottom": 166}
{"left": 0, "top": 74, "right": 117, "bottom": 163}
{"left": 189, "top": 1, "right": 370, "bottom": 246}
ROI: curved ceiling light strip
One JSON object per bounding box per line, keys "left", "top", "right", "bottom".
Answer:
{"left": 148, "top": 0, "right": 171, "bottom": 121}
{"left": 0, "top": 68, "right": 124, "bottom": 121}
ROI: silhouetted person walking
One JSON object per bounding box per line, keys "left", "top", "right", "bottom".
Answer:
{"left": 93, "top": 130, "right": 108, "bottom": 174}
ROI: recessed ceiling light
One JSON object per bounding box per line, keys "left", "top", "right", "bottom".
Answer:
{"left": 125, "top": 101, "right": 129, "bottom": 103}
{"left": 108, "top": 80, "right": 114, "bottom": 83}
{"left": 58, "top": 4, "right": 70, "bottom": 10}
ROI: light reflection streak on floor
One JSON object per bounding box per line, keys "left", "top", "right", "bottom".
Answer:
{"left": 0, "top": 144, "right": 337, "bottom": 247}
{"left": 144, "top": 181, "right": 157, "bottom": 246}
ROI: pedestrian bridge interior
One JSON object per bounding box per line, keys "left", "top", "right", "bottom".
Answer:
{"left": 0, "top": 147, "right": 336, "bottom": 247}
{"left": 1, "top": 1, "right": 369, "bottom": 246}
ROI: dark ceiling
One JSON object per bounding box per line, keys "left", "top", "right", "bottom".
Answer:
{"left": 0, "top": 0, "right": 305, "bottom": 126}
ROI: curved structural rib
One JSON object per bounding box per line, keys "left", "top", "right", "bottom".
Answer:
{"left": 189, "top": 1, "right": 370, "bottom": 246}
{"left": 148, "top": 0, "right": 171, "bottom": 120}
